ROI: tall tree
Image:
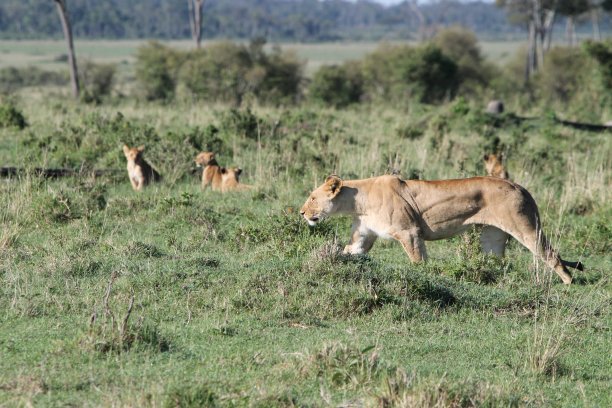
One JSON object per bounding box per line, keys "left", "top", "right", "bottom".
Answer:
{"left": 558, "top": 0, "right": 590, "bottom": 45}
{"left": 53, "top": 0, "right": 79, "bottom": 98}
{"left": 496, "top": 0, "right": 557, "bottom": 80}
{"left": 187, "top": 0, "right": 205, "bottom": 48}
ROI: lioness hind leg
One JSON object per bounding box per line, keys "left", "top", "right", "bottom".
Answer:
{"left": 480, "top": 226, "right": 509, "bottom": 257}
{"left": 513, "top": 227, "right": 573, "bottom": 284}
{"left": 395, "top": 231, "right": 427, "bottom": 263}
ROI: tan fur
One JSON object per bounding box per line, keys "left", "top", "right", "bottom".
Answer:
{"left": 195, "top": 152, "right": 251, "bottom": 192}
{"left": 301, "top": 174, "right": 583, "bottom": 284}
{"left": 195, "top": 152, "right": 224, "bottom": 191}
{"left": 221, "top": 167, "right": 253, "bottom": 192}
{"left": 122, "top": 144, "right": 161, "bottom": 191}
{"left": 483, "top": 153, "right": 509, "bottom": 179}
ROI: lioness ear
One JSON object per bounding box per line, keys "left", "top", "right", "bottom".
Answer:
{"left": 123, "top": 145, "right": 130, "bottom": 155}
{"left": 236, "top": 168, "right": 242, "bottom": 175}
{"left": 325, "top": 174, "right": 343, "bottom": 195}
{"left": 137, "top": 145, "right": 145, "bottom": 152}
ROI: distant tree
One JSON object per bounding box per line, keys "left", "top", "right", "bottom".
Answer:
{"left": 187, "top": 0, "right": 205, "bottom": 48}
{"left": 496, "top": 0, "right": 558, "bottom": 80}
{"left": 558, "top": 0, "right": 590, "bottom": 46}
{"left": 53, "top": 0, "right": 79, "bottom": 98}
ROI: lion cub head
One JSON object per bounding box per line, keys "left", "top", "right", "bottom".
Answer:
{"left": 195, "top": 152, "right": 217, "bottom": 167}
{"left": 483, "top": 153, "right": 509, "bottom": 179}
{"left": 300, "top": 175, "right": 343, "bottom": 226}
{"left": 123, "top": 144, "right": 146, "bottom": 163}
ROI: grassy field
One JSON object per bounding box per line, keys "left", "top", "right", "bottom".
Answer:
{"left": 0, "top": 39, "right": 525, "bottom": 77}
{"left": 0, "top": 91, "right": 610, "bottom": 407}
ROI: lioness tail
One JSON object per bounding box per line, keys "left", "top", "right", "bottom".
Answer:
{"left": 562, "top": 260, "right": 584, "bottom": 271}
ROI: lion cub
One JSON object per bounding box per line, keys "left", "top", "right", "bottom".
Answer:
{"left": 483, "top": 153, "right": 509, "bottom": 179}
{"left": 222, "top": 167, "right": 253, "bottom": 192}
{"left": 194, "top": 152, "right": 251, "bottom": 192}
{"left": 195, "top": 152, "right": 224, "bottom": 191}
{"left": 123, "top": 144, "right": 161, "bottom": 191}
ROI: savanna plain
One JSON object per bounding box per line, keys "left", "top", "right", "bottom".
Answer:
{"left": 0, "top": 41, "right": 611, "bottom": 407}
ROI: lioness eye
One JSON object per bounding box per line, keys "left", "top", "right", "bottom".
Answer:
{"left": 310, "top": 197, "right": 315, "bottom": 202}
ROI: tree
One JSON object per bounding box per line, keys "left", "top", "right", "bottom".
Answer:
{"left": 53, "top": 0, "right": 79, "bottom": 98}
{"left": 496, "top": 0, "right": 557, "bottom": 80}
{"left": 558, "top": 0, "right": 590, "bottom": 46}
{"left": 187, "top": 0, "right": 205, "bottom": 49}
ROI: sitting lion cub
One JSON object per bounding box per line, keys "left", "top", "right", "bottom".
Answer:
{"left": 483, "top": 153, "right": 509, "bottom": 179}
{"left": 301, "top": 174, "right": 583, "bottom": 284}
{"left": 222, "top": 167, "right": 253, "bottom": 192}
{"left": 122, "top": 144, "right": 161, "bottom": 191}
{"left": 194, "top": 152, "right": 251, "bottom": 192}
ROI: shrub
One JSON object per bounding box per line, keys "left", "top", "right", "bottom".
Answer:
{"left": 362, "top": 43, "right": 459, "bottom": 104}
{"left": 309, "top": 62, "right": 363, "bottom": 108}
{"left": 0, "top": 66, "right": 68, "bottom": 93}
{"left": 535, "top": 46, "right": 589, "bottom": 103}
{"left": 583, "top": 39, "right": 612, "bottom": 90}
{"left": 135, "top": 41, "right": 183, "bottom": 100}
{"left": 79, "top": 60, "right": 117, "bottom": 103}
{"left": 179, "top": 40, "right": 303, "bottom": 105}
{"left": 0, "top": 99, "right": 27, "bottom": 129}
{"left": 179, "top": 42, "right": 252, "bottom": 105}
{"left": 254, "top": 46, "right": 303, "bottom": 105}
{"left": 433, "top": 26, "right": 495, "bottom": 96}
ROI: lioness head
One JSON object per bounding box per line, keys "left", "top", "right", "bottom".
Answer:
{"left": 300, "top": 175, "right": 343, "bottom": 226}
{"left": 195, "top": 152, "right": 216, "bottom": 167}
{"left": 123, "top": 144, "right": 145, "bottom": 162}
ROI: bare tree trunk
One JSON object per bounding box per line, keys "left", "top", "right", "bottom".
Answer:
{"left": 409, "top": 0, "right": 427, "bottom": 41}
{"left": 188, "top": 0, "right": 205, "bottom": 48}
{"left": 566, "top": 16, "right": 575, "bottom": 46}
{"left": 591, "top": 9, "right": 601, "bottom": 40}
{"left": 53, "top": 0, "right": 79, "bottom": 98}
{"left": 543, "top": 10, "right": 556, "bottom": 52}
{"left": 527, "top": 20, "right": 537, "bottom": 81}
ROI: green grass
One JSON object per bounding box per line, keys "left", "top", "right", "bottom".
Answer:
{"left": 0, "top": 95, "right": 610, "bottom": 406}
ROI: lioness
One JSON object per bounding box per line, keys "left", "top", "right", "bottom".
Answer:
{"left": 484, "top": 153, "right": 509, "bottom": 179}
{"left": 122, "top": 144, "right": 161, "bottom": 191}
{"left": 300, "top": 175, "right": 583, "bottom": 284}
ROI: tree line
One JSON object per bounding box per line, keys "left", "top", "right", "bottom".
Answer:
{"left": 1, "top": 0, "right": 609, "bottom": 41}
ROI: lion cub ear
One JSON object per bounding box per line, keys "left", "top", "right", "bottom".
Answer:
{"left": 123, "top": 144, "right": 130, "bottom": 156}
{"left": 483, "top": 154, "right": 490, "bottom": 161}
{"left": 137, "top": 145, "right": 145, "bottom": 152}
{"left": 325, "top": 174, "right": 343, "bottom": 196}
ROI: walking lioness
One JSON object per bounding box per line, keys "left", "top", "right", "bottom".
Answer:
{"left": 300, "top": 175, "right": 583, "bottom": 284}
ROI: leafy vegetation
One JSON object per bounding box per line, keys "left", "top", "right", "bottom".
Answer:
{"left": 0, "top": 91, "right": 609, "bottom": 405}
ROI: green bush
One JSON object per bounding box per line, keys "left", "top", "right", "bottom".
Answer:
{"left": 433, "top": 26, "right": 496, "bottom": 96}
{"left": 362, "top": 43, "right": 459, "bottom": 104}
{"left": 79, "top": 60, "right": 117, "bottom": 104}
{"left": 535, "top": 46, "right": 589, "bottom": 103}
{"left": 583, "top": 39, "right": 612, "bottom": 90}
{"left": 0, "top": 99, "right": 27, "bottom": 129}
{"left": 0, "top": 66, "right": 68, "bottom": 93}
{"left": 309, "top": 62, "right": 363, "bottom": 108}
{"left": 135, "top": 41, "right": 184, "bottom": 101}
{"left": 178, "top": 40, "right": 303, "bottom": 105}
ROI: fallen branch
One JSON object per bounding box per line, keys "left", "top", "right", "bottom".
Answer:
{"left": 0, "top": 167, "right": 121, "bottom": 178}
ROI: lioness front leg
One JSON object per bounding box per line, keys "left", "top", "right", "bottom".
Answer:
{"left": 394, "top": 230, "right": 427, "bottom": 262}
{"left": 344, "top": 221, "right": 377, "bottom": 255}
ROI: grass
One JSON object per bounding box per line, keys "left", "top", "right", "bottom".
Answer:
{"left": 0, "top": 93, "right": 610, "bottom": 406}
